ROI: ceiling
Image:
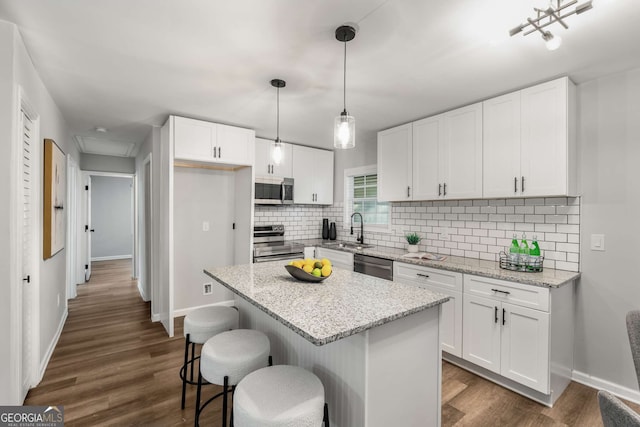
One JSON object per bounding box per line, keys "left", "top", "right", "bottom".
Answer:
{"left": 0, "top": 0, "right": 638, "bottom": 156}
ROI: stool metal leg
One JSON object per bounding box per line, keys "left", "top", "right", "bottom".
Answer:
{"left": 195, "top": 370, "right": 203, "bottom": 427}
{"left": 190, "top": 342, "right": 196, "bottom": 381}
{"left": 181, "top": 333, "right": 191, "bottom": 410}
{"left": 324, "top": 403, "right": 330, "bottom": 427}
{"left": 222, "top": 375, "right": 229, "bottom": 427}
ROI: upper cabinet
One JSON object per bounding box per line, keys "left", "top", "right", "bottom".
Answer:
{"left": 173, "top": 116, "right": 255, "bottom": 166}
{"left": 483, "top": 77, "right": 576, "bottom": 198}
{"left": 378, "top": 103, "right": 482, "bottom": 202}
{"left": 255, "top": 137, "right": 293, "bottom": 178}
{"left": 292, "top": 145, "right": 334, "bottom": 205}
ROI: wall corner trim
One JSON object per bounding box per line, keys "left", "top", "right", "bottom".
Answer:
{"left": 36, "top": 308, "right": 68, "bottom": 387}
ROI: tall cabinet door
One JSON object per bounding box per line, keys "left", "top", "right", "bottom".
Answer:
{"left": 377, "top": 123, "right": 413, "bottom": 201}
{"left": 500, "top": 304, "right": 550, "bottom": 393}
{"left": 520, "top": 78, "right": 568, "bottom": 197}
{"left": 412, "top": 115, "right": 442, "bottom": 200}
{"left": 462, "top": 294, "right": 501, "bottom": 374}
{"left": 292, "top": 145, "right": 315, "bottom": 204}
{"left": 314, "top": 149, "right": 334, "bottom": 204}
{"left": 443, "top": 103, "right": 483, "bottom": 199}
{"left": 483, "top": 92, "right": 521, "bottom": 198}
{"left": 254, "top": 137, "right": 271, "bottom": 176}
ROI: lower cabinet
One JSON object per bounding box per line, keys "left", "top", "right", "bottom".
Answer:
{"left": 394, "top": 262, "right": 463, "bottom": 358}
{"left": 462, "top": 274, "right": 556, "bottom": 396}
{"left": 315, "top": 247, "right": 354, "bottom": 271}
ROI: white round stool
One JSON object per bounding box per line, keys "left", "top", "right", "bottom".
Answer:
{"left": 234, "top": 365, "right": 330, "bottom": 427}
{"left": 180, "top": 306, "right": 239, "bottom": 409}
{"left": 196, "top": 329, "right": 271, "bottom": 427}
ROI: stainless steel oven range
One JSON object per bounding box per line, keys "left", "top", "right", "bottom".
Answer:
{"left": 253, "top": 225, "right": 305, "bottom": 263}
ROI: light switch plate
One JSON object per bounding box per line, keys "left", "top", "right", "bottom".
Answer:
{"left": 590, "top": 234, "right": 605, "bottom": 251}
{"left": 202, "top": 221, "right": 210, "bottom": 232}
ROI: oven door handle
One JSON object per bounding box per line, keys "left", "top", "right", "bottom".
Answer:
{"left": 254, "top": 253, "right": 304, "bottom": 263}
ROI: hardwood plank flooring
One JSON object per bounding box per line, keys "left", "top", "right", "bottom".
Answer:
{"left": 25, "top": 259, "right": 640, "bottom": 426}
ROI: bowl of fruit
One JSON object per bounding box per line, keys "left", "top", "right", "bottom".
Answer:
{"left": 285, "top": 258, "right": 332, "bottom": 282}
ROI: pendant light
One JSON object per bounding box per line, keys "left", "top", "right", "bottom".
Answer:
{"left": 271, "top": 78, "right": 286, "bottom": 165}
{"left": 334, "top": 25, "right": 356, "bottom": 150}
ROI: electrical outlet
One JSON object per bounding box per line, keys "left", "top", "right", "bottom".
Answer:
{"left": 591, "top": 234, "right": 605, "bottom": 251}
{"left": 203, "top": 282, "right": 212, "bottom": 295}
{"left": 202, "top": 221, "right": 210, "bottom": 232}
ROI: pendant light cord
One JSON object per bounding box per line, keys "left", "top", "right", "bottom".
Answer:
{"left": 276, "top": 85, "right": 280, "bottom": 141}
{"left": 343, "top": 40, "right": 347, "bottom": 112}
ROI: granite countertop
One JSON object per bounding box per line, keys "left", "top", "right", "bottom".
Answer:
{"left": 204, "top": 261, "right": 449, "bottom": 346}
{"left": 294, "top": 238, "right": 581, "bottom": 288}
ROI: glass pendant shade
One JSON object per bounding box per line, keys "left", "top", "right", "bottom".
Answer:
{"left": 543, "top": 32, "right": 562, "bottom": 51}
{"left": 334, "top": 111, "right": 355, "bottom": 149}
{"left": 272, "top": 139, "right": 283, "bottom": 165}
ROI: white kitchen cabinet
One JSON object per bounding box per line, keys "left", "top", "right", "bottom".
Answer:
{"left": 394, "top": 262, "right": 463, "bottom": 357}
{"left": 315, "top": 247, "right": 354, "bottom": 271}
{"left": 483, "top": 77, "right": 576, "bottom": 198}
{"left": 378, "top": 123, "right": 412, "bottom": 201}
{"left": 378, "top": 103, "right": 482, "bottom": 202}
{"left": 173, "top": 116, "right": 255, "bottom": 166}
{"left": 255, "top": 137, "right": 292, "bottom": 178}
{"left": 292, "top": 145, "right": 334, "bottom": 205}
{"left": 462, "top": 275, "right": 553, "bottom": 395}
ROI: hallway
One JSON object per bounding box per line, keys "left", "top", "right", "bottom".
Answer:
{"left": 24, "top": 259, "right": 221, "bottom": 426}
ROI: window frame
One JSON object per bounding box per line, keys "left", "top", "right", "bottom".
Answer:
{"left": 343, "top": 165, "right": 392, "bottom": 233}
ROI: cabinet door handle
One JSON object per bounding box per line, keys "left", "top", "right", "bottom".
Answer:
{"left": 438, "top": 183, "right": 442, "bottom": 196}
{"left": 522, "top": 176, "right": 525, "bottom": 192}
{"left": 219, "top": 147, "right": 222, "bottom": 158}
{"left": 503, "top": 308, "right": 506, "bottom": 325}
{"left": 213, "top": 146, "right": 217, "bottom": 158}
{"left": 491, "top": 288, "right": 511, "bottom": 295}
{"left": 416, "top": 273, "right": 430, "bottom": 279}
{"left": 443, "top": 183, "right": 447, "bottom": 196}
{"left": 495, "top": 306, "right": 498, "bottom": 323}
{"left": 514, "top": 176, "right": 518, "bottom": 193}
{"left": 407, "top": 186, "right": 410, "bottom": 198}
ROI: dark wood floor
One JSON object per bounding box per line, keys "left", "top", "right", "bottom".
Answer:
{"left": 25, "top": 259, "right": 640, "bottom": 426}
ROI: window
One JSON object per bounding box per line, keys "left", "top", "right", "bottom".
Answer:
{"left": 344, "top": 165, "right": 390, "bottom": 231}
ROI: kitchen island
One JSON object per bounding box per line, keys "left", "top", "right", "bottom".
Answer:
{"left": 204, "top": 261, "right": 450, "bottom": 427}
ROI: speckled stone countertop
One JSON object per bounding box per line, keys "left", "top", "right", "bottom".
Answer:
{"left": 295, "top": 238, "right": 580, "bottom": 288}
{"left": 204, "top": 261, "right": 449, "bottom": 346}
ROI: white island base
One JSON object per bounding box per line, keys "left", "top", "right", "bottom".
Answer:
{"left": 236, "top": 297, "right": 442, "bottom": 427}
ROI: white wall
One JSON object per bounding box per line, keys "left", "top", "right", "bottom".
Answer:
{"left": 574, "top": 68, "right": 640, "bottom": 394}
{"left": 81, "top": 153, "right": 135, "bottom": 174}
{"left": 333, "top": 137, "right": 377, "bottom": 203}
{"left": 90, "top": 176, "right": 133, "bottom": 259}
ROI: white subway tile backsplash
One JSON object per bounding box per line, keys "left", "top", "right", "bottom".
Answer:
{"left": 257, "top": 197, "right": 581, "bottom": 272}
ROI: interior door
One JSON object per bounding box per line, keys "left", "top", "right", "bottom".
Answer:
{"left": 145, "top": 161, "right": 152, "bottom": 303}
{"left": 84, "top": 174, "right": 92, "bottom": 281}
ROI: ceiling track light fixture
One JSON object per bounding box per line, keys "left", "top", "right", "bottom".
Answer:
{"left": 271, "top": 78, "right": 286, "bottom": 165}
{"left": 334, "top": 25, "right": 356, "bottom": 150}
{"left": 509, "top": 0, "right": 593, "bottom": 51}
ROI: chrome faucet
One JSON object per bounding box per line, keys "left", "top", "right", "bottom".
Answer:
{"left": 350, "top": 212, "right": 364, "bottom": 244}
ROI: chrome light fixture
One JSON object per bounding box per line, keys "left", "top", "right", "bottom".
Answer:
{"left": 334, "top": 25, "right": 356, "bottom": 150}
{"left": 509, "top": 0, "right": 593, "bottom": 51}
{"left": 271, "top": 78, "right": 286, "bottom": 165}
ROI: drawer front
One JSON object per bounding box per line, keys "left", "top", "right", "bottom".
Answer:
{"left": 316, "top": 247, "right": 354, "bottom": 270}
{"left": 464, "top": 274, "right": 549, "bottom": 312}
{"left": 394, "top": 262, "right": 463, "bottom": 292}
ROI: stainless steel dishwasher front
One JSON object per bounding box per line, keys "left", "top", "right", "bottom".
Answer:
{"left": 353, "top": 253, "right": 393, "bottom": 281}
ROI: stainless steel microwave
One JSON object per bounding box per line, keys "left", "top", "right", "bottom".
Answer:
{"left": 255, "top": 177, "right": 294, "bottom": 205}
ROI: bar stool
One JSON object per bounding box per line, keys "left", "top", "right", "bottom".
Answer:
{"left": 196, "top": 329, "right": 271, "bottom": 427}
{"left": 181, "top": 306, "right": 239, "bottom": 409}
{"left": 233, "top": 365, "right": 330, "bottom": 427}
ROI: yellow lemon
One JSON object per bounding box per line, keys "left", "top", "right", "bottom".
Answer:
{"left": 321, "top": 258, "right": 331, "bottom": 267}
{"left": 293, "top": 261, "right": 304, "bottom": 269}
{"left": 303, "top": 264, "right": 314, "bottom": 274}
{"left": 321, "top": 265, "right": 332, "bottom": 277}
{"left": 304, "top": 258, "right": 314, "bottom": 264}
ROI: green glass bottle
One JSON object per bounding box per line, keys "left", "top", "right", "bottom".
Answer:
{"left": 509, "top": 233, "right": 520, "bottom": 266}
{"left": 519, "top": 233, "right": 529, "bottom": 270}
{"left": 529, "top": 234, "right": 541, "bottom": 270}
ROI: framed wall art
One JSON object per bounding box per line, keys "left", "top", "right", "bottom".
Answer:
{"left": 43, "top": 138, "right": 66, "bottom": 259}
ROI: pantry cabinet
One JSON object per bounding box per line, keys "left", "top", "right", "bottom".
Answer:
{"left": 483, "top": 77, "right": 576, "bottom": 198}
{"left": 378, "top": 103, "right": 482, "bottom": 202}
{"left": 292, "top": 145, "right": 334, "bottom": 205}
{"left": 173, "top": 116, "right": 254, "bottom": 166}
{"left": 255, "top": 137, "right": 293, "bottom": 178}
{"left": 394, "top": 262, "right": 463, "bottom": 357}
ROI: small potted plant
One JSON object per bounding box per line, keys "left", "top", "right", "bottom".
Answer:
{"left": 405, "top": 232, "right": 421, "bottom": 253}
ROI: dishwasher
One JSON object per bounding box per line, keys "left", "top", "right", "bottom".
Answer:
{"left": 353, "top": 253, "right": 393, "bottom": 281}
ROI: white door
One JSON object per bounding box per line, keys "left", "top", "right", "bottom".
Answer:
{"left": 66, "top": 156, "right": 79, "bottom": 299}
{"left": 313, "top": 149, "right": 334, "bottom": 205}
{"left": 443, "top": 103, "right": 483, "bottom": 199}
{"left": 462, "top": 294, "right": 501, "bottom": 373}
{"left": 292, "top": 145, "right": 315, "bottom": 204}
{"left": 254, "top": 138, "right": 271, "bottom": 177}
{"left": 173, "top": 116, "right": 215, "bottom": 161}
{"left": 483, "top": 92, "right": 522, "bottom": 198}
{"left": 216, "top": 123, "right": 254, "bottom": 166}
{"left": 412, "top": 115, "right": 442, "bottom": 200}
{"left": 144, "top": 159, "right": 152, "bottom": 303}
{"left": 500, "top": 303, "right": 550, "bottom": 393}
{"left": 520, "top": 78, "right": 568, "bottom": 197}
{"left": 84, "top": 174, "right": 93, "bottom": 281}
{"left": 377, "top": 123, "right": 412, "bottom": 201}
{"left": 20, "top": 109, "right": 35, "bottom": 399}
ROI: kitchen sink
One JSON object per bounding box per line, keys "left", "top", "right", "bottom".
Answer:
{"left": 324, "top": 242, "right": 374, "bottom": 250}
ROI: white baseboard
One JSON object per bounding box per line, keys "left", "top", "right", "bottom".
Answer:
{"left": 91, "top": 255, "right": 132, "bottom": 261}
{"left": 572, "top": 370, "right": 640, "bottom": 405}
{"left": 36, "top": 308, "right": 68, "bottom": 384}
{"left": 172, "top": 300, "right": 236, "bottom": 318}
{"left": 137, "top": 281, "right": 149, "bottom": 302}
